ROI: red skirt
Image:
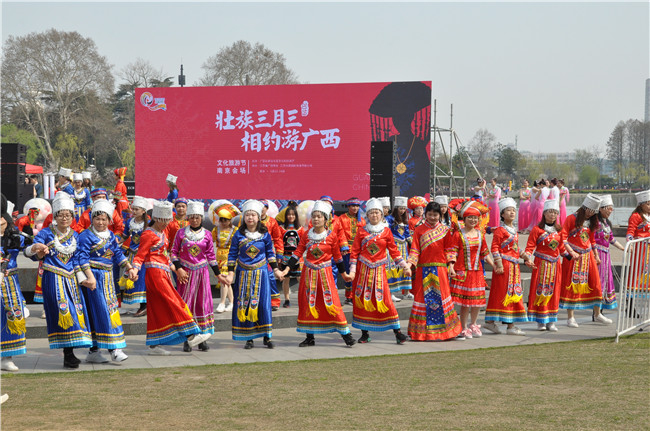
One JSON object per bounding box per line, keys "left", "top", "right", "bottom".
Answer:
{"left": 527, "top": 257, "right": 562, "bottom": 323}
{"left": 144, "top": 267, "right": 200, "bottom": 345}
{"left": 297, "top": 265, "right": 349, "bottom": 335}
{"left": 351, "top": 262, "right": 400, "bottom": 332}
{"left": 485, "top": 259, "right": 528, "bottom": 323}
{"left": 450, "top": 269, "right": 487, "bottom": 307}
{"left": 559, "top": 252, "right": 602, "bottom": 310}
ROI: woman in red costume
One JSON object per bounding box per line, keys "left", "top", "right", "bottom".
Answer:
{"left": 407, "top": 201, "right": 461, "bottom": 341}
{"left": 349, "top": 198, "right": 411, "bottom": 344}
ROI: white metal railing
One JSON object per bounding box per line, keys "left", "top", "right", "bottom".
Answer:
{"left": 615, "top": 237, "right": 650, "bottom": 342}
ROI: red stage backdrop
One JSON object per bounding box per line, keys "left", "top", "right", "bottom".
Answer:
{"left": 135, "top": 81, "right": 431, "bottom": 200}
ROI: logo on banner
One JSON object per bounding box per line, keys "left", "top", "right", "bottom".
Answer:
{"left": 140, "top": 92, "right": 167, "bottom": 111}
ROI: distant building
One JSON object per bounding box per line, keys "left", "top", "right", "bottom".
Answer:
{"left": 519, "top": 151, "right": 574, "bottom": 164}
{"left": 645, "top": 78, "right": 650, "bottom": 122}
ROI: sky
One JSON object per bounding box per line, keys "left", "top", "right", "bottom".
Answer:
{"left": 2, "top": 1, "right": 648, "bottom": 155}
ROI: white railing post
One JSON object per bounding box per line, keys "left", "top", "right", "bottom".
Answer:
{"left": 616, "top": 237, "right": 650, "bottom": 342}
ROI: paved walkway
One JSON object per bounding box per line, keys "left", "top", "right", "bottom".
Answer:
{"left": 4, "top": 307, "right": 621, "bottom": 374}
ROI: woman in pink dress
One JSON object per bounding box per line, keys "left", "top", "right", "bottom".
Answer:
{"left": 171, "top": 201, "right": 219, "bottom": 352}
{"left": 487, "top": 178, "right": 501, "bottom": 229}
{"left": 526, "top": 180, "right": 542, "bottom": 232}
{"left": 558, "top": 179, "right": 570, "bottom": 225}
{"left": 518, "top": 179, "right": 532, "bottom": 233}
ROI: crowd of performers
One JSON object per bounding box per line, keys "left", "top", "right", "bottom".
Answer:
{"left": 1, "top": 167, "right": 649, "bottom": 371}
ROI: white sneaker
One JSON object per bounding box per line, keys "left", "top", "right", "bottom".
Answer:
{"left": 188, "top": 332, "right": 212, "bottom": 348}
{"left": 0, "top": 394, "right": 8, "bottom": 404}
{"left": 215, "top": 303, "right": 226, "bottom": 313}
{"left": 23, "top": 307, "right": 30, "bottom": 318}
{"left": 391, "top": 294, "right": 402, "bottom": 302}
{"left": 405, "top": 293, "right": 414, "bottom": 300}
{"left": 506, "top": 326, "right": 526, "bottom": 336}
{"left": 567, "top": 317, "right": 579, "bottom": 328}
{"left": 110, "top": 349, "right": 128, "bottom": 362}
{"left": 148, "top": 346, "right": 171, "bottom": 356}
{"left": 225, "top": 303, "right": 233, "bottom": 312}
{"left": 483, "top": 321, "right": 502, "bottom": 334}
{"left": 1, "top": 357, "right": 19, "bottom": 372}
{"left": 546, "top": 322, "right": 558, "bottom": 332}
{"left": 594, "top": 313, "right": 612, "bottom": 324}
{"left": 86, "top": 350, "right": 109, "bottom": 363}
{"left": 537, "top": 322, "right": 547, "bottom": 331}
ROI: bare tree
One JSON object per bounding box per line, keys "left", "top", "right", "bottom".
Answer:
{"left": 468, "top": 128, "right": 496, "bottom": 175}
{"left": 198, "top": 40, "right": 299, "bottom": 86}
{"left": 119, "top": 58, "right": 167, "bottom": 88}
{"left": 1, "top": 29, "right": 114, "bottom": 169}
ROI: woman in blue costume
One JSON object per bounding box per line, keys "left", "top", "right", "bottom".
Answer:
{"left": 121, "top": 196, "right": 149, "bottom": 316}
{"left": 71, "top": 172, "right": 92, "bottom": 222}
{"left": 1, "top": 214, "right": 31, "bottom": 371}
{"left": 25, "top": 195, "right": 95, "bottom": 369}
{"left": 77, "top": 199, "right": 137, "bottom": 364}
{"left": 165, "top": 174, "right": 179, "bottom": 203}
{"left": 385, "top": 196, "right": 412, "bottom": 297}
{"left": 226, "top": 200, "right": 285, "bottom": 349}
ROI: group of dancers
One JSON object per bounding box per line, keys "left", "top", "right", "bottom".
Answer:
{"left": 1, "top": 168, "right": 649, "bottom": 371}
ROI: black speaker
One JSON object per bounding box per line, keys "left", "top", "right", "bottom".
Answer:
{"left": 3, "top": 183, "right": 34, "bottom": 213}
{"left": 1, "top": 143, "right": 27, "bottom": 164}
{"left": 370, "top": 141, "right": 399, "bottom": 202}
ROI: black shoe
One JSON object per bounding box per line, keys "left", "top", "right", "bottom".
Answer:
{"left": 271, "top": 306, "right": 279, "bottom": 311}
{"left": 263, "top": 336, "right": 274, "bottom": 349}
{"left": 244, "top": 340, "right": 254, "bottom": 349}
{"left": 198, "top": 342, "right": 210, "bottom": 352}
{"left": 592, "top": 310, "right": 596, "bottom": 322}
{"left": 299, "top": 337, "right": 315, "bottom": 347}
{"left": 344, "top": 298, "right": 353, "bottom": 305}
{"left": 358, "top": 333, "right": 371, "bottom": 343}
{"left": 63, "top": 355, "right": 79, "bottom": 369}
{"left": 342, "top": 333, "right": 356, "bottom": 347}
{"left": 183, "top": 341, "right": 192, "bottom": 352}
{"left": 283, "top": 300, "right": 291, "bottom": 308}
{"left": 395, "top": 331, "right": 408, "bottom": 345}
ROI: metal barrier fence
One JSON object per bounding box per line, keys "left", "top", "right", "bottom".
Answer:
{"left": 616, "top": 237, "right": 650, "bottom": 342}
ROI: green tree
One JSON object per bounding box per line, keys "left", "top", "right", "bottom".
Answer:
{"left": 53, "top": 133, "right": 84, "bottom": 169}
{"left": 1, "top": 124, "right": 42, "bottom": 164}
{"left": 494, "top": 144, "right": 522, "bottom": 177}
{"left": 578, "top": 165, "right": 599, "bottom": 188}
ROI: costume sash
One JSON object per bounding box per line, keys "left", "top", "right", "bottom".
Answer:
{"left": 422, "top": 266, "right": 446, "bottom": 329}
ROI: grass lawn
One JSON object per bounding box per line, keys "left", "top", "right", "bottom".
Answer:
{"left": 1, "top": 333, "right": 648, "bottom": 430}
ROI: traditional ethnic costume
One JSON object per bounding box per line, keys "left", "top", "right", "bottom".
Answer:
{"left": 287, "top": 201, "right": 355, "bottom": 346}
{"left": 407, "top": 196, "right": 427, "bottom": 232}
{"left": 559, "top": 185, "right": 570, "bottom": 225}
{"left": 385, "top": 197, "right": 412, "bottom": 293}
{"left": 407, "top": 219, "right": 461, "bottom": 341}
{"left": 76, "top": 200, "right": 129, "bottom": 358}
{"left": 519, "top": 187, "right": 531, "bottom": 231}
{"left": 448, "top": 214, "right": 491, "bottom": 308}
{"left": 339, "top": 198, "right": 366, "bottom": 302}
{"left": 1, "top": 235, "right": 29, "bottom": 369}
{"left": 113, "top": 167, "right": 130, "bottom": 220}
{"left": 487, "top": 184, "right": 502, "bottom": 229}
{"left": 164, "top": 197, "right": 189, "bottom": 252}
{"left": 228, "top": 200, "right": 277, "bottom": 345}
{"left": 625, "top": 190, "right": 650, "bottom": 313}
{"left": 72, "top": 173, "right": 92, "bottom": 222}
{"left": 594, "top": 195, "right": 618, "bottom": 310}
{"left": 525, "top": 200, "right": 565, "bottom": 326}
{"left": 57, "top": 167, "right": 75, "bottom": 197}
{"left": 121, "top": 197, "right": 148, "bottom": 305}
{"left": 260, "top": 201, "right": 284, "bottom": 309}
{"left": 350, "top": 199, "right": 408, "bottom": 343}
{"left": 132, "top": 201, "right": 206, "bottom": 350}
{"left": 485, "top": 198, "right": 529, "bottom": 324}
{"left": 171, "top": 202, "right": 217, "bottom": 338}
{"left": 26, "top": 196, "right": 92, "bottom": 366}
{"left": 165, "top": 173, "right": 179, "bottom": 203}
{"left": 559, "top": 195, "right": 603, "bottom": 311}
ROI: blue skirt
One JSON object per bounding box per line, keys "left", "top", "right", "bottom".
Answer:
{"left": 231, "top": 266, "right": 273, "bottom": 341}
{"left": 41, "top": 270, "right": 92, "bottom": 349}
{"left": 82, "top": 267, "right": 127, "bottom": 349}
{"left": 1, "top": 273, "right": 27, "bottom": 357}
